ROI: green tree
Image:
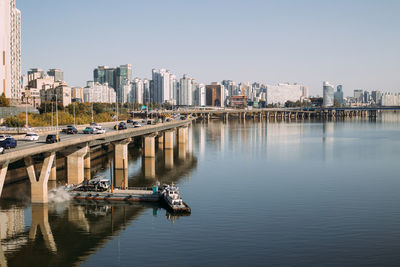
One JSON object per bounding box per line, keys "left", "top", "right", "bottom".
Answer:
{"left": 0, "top": 93, "right": 10, "bottom": 107}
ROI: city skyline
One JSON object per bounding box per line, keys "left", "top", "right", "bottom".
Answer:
{"left": 18, "top": 0, "right": 400, "bottom": 95}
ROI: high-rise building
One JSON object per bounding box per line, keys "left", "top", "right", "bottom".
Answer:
{"left": 143, "top": 79, "right": 150, "bottom": 103}
{"left": 131, "top": 78, "right": 143, "bottom": 104}
{"left": 47, "top": 69, "right": 64, "bottom": 82}
{"left": 371, "top": 90, "right": 382, "bottom": 105}
{"left": 334, "top": 85, "right": 344, "bottom": 105}
{"left": 178, "top": 74, "right": 194, "bottom": 106}
{"left": 94, "top": 66, "right": 116, "bottom": 89}
{"left": 1, "top": 0, "right": 21, "bottom": 100}
{"left": 353, "top": 90, "right": 363, "bottom": 102}
{"left": 115, "top": 64, "right": 132, "bottom": 103}
{"left": 151, "top": 68, "right": 173, "bottom": 104}
{"left": 83, "top": 81, "right": 116, "bottom": 103}
{"left": 206, "top": 83, "right": 224, "bottom": 107}
{"left": 322, "top": 81, "right": 334, "bottom": 107}
{"left": 363, "top": 91, "right": 370, "bottom": 103}
{"left": 265, "top": 83, "right": 303, "bottom": 106}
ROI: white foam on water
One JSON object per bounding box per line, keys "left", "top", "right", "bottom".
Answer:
{"left": 48, "top": 187, "right": 71, "bottom": 203}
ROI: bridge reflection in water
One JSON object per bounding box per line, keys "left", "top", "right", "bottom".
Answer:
{"left": 0, "top": 134, "right": 197, "bottom": 266}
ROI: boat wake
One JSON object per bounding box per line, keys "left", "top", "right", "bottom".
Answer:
{"left": 48, "top": 187, "right": 71, "bottom": 203}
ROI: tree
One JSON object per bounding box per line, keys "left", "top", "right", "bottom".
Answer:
{"left": 0, "top": 93, "right": 10, "bottom": 107}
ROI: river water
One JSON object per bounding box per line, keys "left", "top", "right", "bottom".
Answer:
{"left": 2, "top": 113, "right": 400, "bottom": 266}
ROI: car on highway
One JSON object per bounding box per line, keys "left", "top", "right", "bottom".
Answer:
{"left": 83, "top": 127, "right": 95, "bottom": 134}
{"left": 165, "top": 118, "right": 173, "bottom": 122}
{"left": 24, "top": 132, "right": 39, "bottom": 141}
{"left": 133, "top": 121, "right": 142, "bottom": 128}
{"left": 0, "top": 137, "right": 17, "bottom": 149}
{"left": 114, "top": 122, "right": 127, "bottom": 130}
{"left": 90, "top": 123, "right": 99, "bottom": 127}
{"left": 94, "top": 126, "right": 106, "bottom": 134}
{"left": 46, "top": 134, "right": 60, "bottom": 143}
{"left": 0, "top": 134, "right": 11, "bottom": 141}
{"left": 62, "top": 125, "right": 78, "bottom": 134}
{"left": 127, "top": 119, "right": 133, "bottom": 123}
{"left": 0, "top": 147, "right": 4, "bottom": 154}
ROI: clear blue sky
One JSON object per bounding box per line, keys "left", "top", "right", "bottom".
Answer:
{"left": 18, "top": 0, "right": 400, "bottom": 96}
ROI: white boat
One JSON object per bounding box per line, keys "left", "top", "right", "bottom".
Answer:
{"left": 160, "top": 183, "right": 191, "bottom": 213}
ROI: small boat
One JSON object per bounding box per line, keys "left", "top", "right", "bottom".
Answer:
{"left": 160, "top": 183, "right": 191, "bottom": 214}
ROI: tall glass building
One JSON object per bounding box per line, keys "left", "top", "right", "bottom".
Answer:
{"left": 323, "top": 81, "right": 334, "bottom": 107}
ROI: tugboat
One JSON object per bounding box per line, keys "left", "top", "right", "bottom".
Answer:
{"left": 160, "top": 183, "right": 191, "bottom": 214}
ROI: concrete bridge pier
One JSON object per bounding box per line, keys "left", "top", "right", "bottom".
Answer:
{"left": 164, "top": 130, "right": 175, "bottom": 149}
{"left": 84, "top": 152, "right": 91, "bottom": 180}
{"left": 49, "top": 155, "right": 57, "bottom": 181}
{"left": 64, "top": 145, "right": 88, "bottom": 185}
{"left": 177, "top": 126, "right": 188, "bottom": 144}
{"left": 158, "top": 134, "right": 164, "bottom": 150}
{"left": 25, "top": 152, "right": 55, "bottom": 203}
{"left": 114, "top": 168, "right": 128, "bottom": 189}
{"left": 113, "top": 138, "right": 131, "bottom": 170}
{"left": 0, "top": 160, "right": 10, "bottom": 198}
{"left": 143, "top": 134, "right": 156, "bottom": 158}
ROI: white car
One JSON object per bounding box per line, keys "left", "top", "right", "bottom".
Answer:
{"left": 24, "top": 133, "right": 39, "bottom": 141}
{"left": 94, "top": 127, "right": 105, "bottom": 134}
{"left": 0, "top": 134, "right": 11, "bottom": 141}
{"left": 133, "top": 122, "right": 142, "bottom": 128}
{"left": 0, "top": 147, "right": 4, "bottom": 154}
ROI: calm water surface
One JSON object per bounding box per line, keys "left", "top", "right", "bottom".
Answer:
{"left": 2, "top": 113, "right": 400, "bottom": 266}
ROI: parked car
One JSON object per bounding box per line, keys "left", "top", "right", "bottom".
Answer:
{"left": 46, "top": 134, "right": 60, "bottom": 143}
{"left": 83, "top": 127, "right": 95, "bottom": 134}
{"left": 114, "top": 122, "right": 127, "bottom": 130}
{"left": 133, "top": 121, "right": 142, "bottom": 128}
{"left": 24, "top": 132, "right": 39, "bottom": 141}
{"left": 0, "top": 137, "right": 17, "bottom": 149}
{"left": 62, "top": 125, "right": 78, "bottom": 134}
{"left": 0, "top": 134, "right": 11, "bottom": 141}
{"left": 94, "top": 126, "right": 106, "bottom": 134}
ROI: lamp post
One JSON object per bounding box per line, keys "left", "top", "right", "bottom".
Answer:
{"left": 73, "top": 101, "right": 76, "bottom": 126}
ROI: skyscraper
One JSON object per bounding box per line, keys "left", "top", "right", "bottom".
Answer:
{"left": 47, "top": 69, "right": 64, "bottom": 82}
{"left": 1, "top": 0, "right": 21, "bottom": 100}
{"left": 115, "top": 64, "right": 132, "bottom": 103}
{"left": 178, "top": 74, "right": 193, "bottom": 106}
{"left": 94, "top": 66, "right": 115, "bottom": 89}
{"left": 353, "top": 90, "right": 363, "bottom": 103}
{"left": 322, "top": 81, "right": 334, "bottom": 107}
{"left": 334, "top": 85, "right": 344, "bottom": 105}
{"left": 131, "top": 78, "right": 143, "bottom": 104}
{"left": 151, "top": 69, "right": 173, "bottom": 104}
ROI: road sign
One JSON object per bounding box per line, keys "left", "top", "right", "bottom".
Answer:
{"left": 141, "top": 105, "right": 147, "bottom": 110}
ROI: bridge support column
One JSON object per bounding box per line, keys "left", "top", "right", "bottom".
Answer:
{"left": 0, "top": 161, "right": 9, "bottom": 198}
{"left": 25, "top": 152, "right": 55, "bottom": 203}
{"left": 177, "top": 126, "right": 188, "bottom": 144}
{"left": 164, "top": 130, "right": 174, "bottom": 149}
{"left": 64, "top": 145, "right": 88, "bottom": 185}
{"left": 49, "top": 156, "right": 57, "bottom": 181}
{"left": 84, "top": 152, "right": 91, "bottom": 180}
{"left": 114, "top": 138, "right": 131, "bottom": 168}
{"left": 143, "top": 135, "right": 156, "bottom": 158}
{"left": 158, "top": 134, "right": 164, "bottom": 149}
